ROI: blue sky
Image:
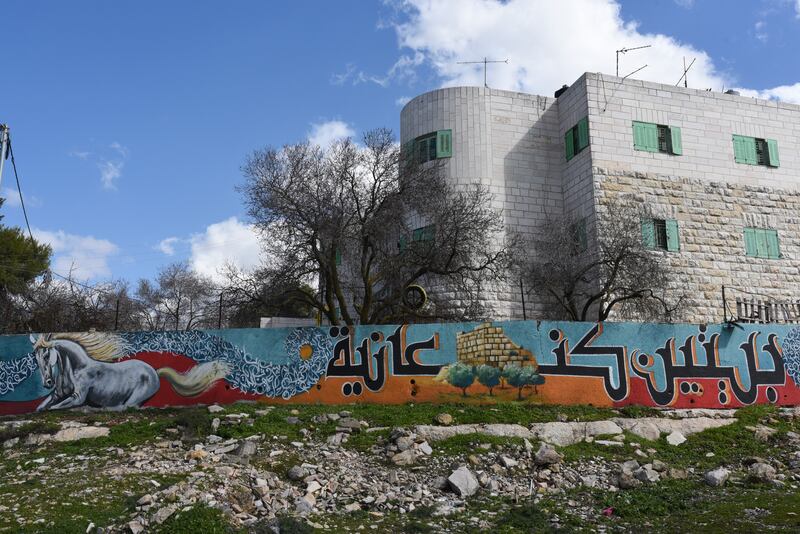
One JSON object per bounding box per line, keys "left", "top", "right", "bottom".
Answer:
{"left": 2, "top": 0, "right": 800, "bottom": 285}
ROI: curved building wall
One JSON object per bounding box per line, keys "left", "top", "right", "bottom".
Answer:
{"left": 400, "top": 87, "right": 564, "bottom": 319}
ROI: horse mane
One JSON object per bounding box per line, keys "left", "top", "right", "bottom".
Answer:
{"left": 48, "top": 332, "right": 132, "bottom": 362}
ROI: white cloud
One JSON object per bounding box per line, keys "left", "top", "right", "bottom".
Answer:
{"left": 308, "top": 120, "right": 356, "bottom": 147}
{"left": 98, "top": 160, "right": 123, "bottom": 190}
{"left": 754, "top": 20, "right": 768, "bottom": 43}
{"left": 796, "top": 0, "right": 800, "bottom": 17}
{"left": 392, "top": 0, "right": 727, "bottom": 94}
{"left": 188, "top": 217, "right": 262, "bottom": 282}
{"left": 33, "top": 228, "right": 118, "bottom": 280}
{"left": 70, "top": 142, "right": 129, "bottom": 190}
{"left": 157, "top": 237, "right": 180, "bottom": 256}
{"left": 388, "top": 0, "right": 800, "bottom": 104}
{"left": 1, "top": 187, "right": 41, "bottom": 209}
{"left": 674, "top": 0, "right": 694, "bottom": 7}
{"left": 395, "top": 96, "right": 412, "bottom": 106}
{"left": 734, "top": 83, "right": 800, "bottom": 104}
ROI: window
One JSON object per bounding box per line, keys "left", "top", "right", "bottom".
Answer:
{"left": 565, "top": 117, "right": 589, "bottom": 161}
{"left": 572, "top": 218, "right": 588, "bottom": 252}
{"left": 743, "top": 227, "right": 780, "bottom": 259}
{"left": 409, "top": 130, "right": 452, "bottom": 164}
{"left": 399, "top": 224, "right": 435, "bottom": 251}
{"left": 632, "top": 121, "right": 682, "bottom": 155}
{"left": 641, "top": 218, "right": 680, "bottom": 252}
{"left": 335, "top": 248, "right": 342, "bottom": 266}
{"left": 732, "top": 135, "right": 779, "bottom": 167}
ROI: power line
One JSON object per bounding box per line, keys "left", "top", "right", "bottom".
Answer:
{"left": 7, "top": 140, "right": 34, "bottom": 241}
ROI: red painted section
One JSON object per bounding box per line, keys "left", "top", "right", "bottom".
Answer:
{"left": 126, "top": 351, "right": 260, "bottom": 407}
{"left": 616, "top": 374, "right": 800, "bottom": 409}
{"left": 0, "top": 398, "right": 45, "bottom": 415}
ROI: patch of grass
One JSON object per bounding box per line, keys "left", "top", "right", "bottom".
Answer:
{"left": 587, "top": 479, "right": 800, "bottom": 532}
{"left": 157, "top": 504, "right": 232, "bottom": 534}
{"left": 492, "top": 500, "right": 554, "bottom": 533}
{"left": 0, "top": 471, "right": 186, "bottom": 533}
{"left": 0, "top": 420, "right": 60, "bottom": 442}
{"left": 433, "top": 433, "right": 525, "bottom": 457}
{"left": 616, "top": 405, "right": 661, "bottom": 419}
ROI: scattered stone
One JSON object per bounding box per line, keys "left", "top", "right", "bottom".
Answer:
{"left": 634, "top": 467, "right": 660, "bottom": 484}
{"left": 666, "top": 431, "right": 687, "bottom": 446}
{"left": 435, "top": 413, "right": 453, "bottom": 426}
{"left": 136, "top": 494, "right": 154, "bottom": 506}
{"left": 52, "top": 426, "right": 110, "bottom": 442}
{"left": 448, "top": 466, "right": 479, "bottom": 497}
{"left": 418, "top": 441, "right": 433, "bottom": 455}
{"left": 392, "top": 449, "right": 418, "bottom": 466}
{"left": 534, "top": 443, "right": 563, "bottom": 466}
{"left": 287, "top": 466, "right": 306, "bottom": 481}
{"left": 208, "top": 405, "right": 224, "bottom": 413}
{"left": 500, "top": 456, "right": 518, "bottom": 468}
{"left": 126, "top": 521, "right": 145, "bottom": 534}
{"left": 704, "top": 467, "right": 730, "bottom": 487}
{"left": 749, "top": 462, "right": 777, "bottom": 482}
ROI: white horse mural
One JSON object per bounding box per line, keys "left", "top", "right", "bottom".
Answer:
{"left": 30, "top": 332, "right": 229, "bottom": 411}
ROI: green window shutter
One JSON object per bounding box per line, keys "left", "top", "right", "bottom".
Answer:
{"left": 669, "top": 126, "right": 683, "bottom": 155}
{"left": 766, "top": 230, "right": 780, "bottom": 259}
{"left": 398, "top": 236, "right": 407, "bottom": 252}
{"left": 577, "top": 117, "right": 589, "bottom": 150}
{"left": 665, "top": 219, "right": 680, "bottom": 252}
{"left": 632, "top": 122, "right": 647, "bottom": 151}
{"left": 633, "top": 121, "right": 659, "bottom": 152}
{"left": 755, "top": 228, "right": 769, "bottom": 258}
{"left": 733, "top": 135, "right": 748, "bottom": 164}
{"left": 421, "top": 224, "right": 435, "bottom": 241}
{"left": 641, "top": 219, "right": 656, "bottom": 249}
{"left": 743, "top": 227, "right": 757, "bottom": 256}
{"left": 436, "top": 129, "right": 452, "bottom": 158}
{"left": 766, "top": 139, "right": 780, "bottom": 167}
{"left": 335, "top": 248, "right": 342, "bottom": 265}
{"left": 733, "top": 135, "right": 757, "bottom": 165}
{"left": 565, "top": 128, "right": 575, "bottom": 161}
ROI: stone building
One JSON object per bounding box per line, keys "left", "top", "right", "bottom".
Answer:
{"left": 400, "top": 72, "right": 800, "bottom": 323}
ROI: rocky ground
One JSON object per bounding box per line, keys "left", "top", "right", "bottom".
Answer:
{"left": 2, "top": 401, "right": 800, "bottom": 533}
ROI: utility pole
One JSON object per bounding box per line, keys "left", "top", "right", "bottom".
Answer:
{"left": 0, "top": 124, "right": 9, "bottom": 191}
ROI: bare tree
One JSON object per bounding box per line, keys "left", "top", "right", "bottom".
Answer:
{"left": 237, "top": 128, "right": 512, "bottom": 326}
{"left": 136, "top": 262, "right": 217, "bottom": 330}
{"left": 521, "top": 200, "right": 684, "bottom": 322}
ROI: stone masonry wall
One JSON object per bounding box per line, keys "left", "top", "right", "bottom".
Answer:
{"left": 455, "top": 322, "right": 537, "bottom": 368}
{"left": 595, "top": 168, "right": 800, "bottom": 323}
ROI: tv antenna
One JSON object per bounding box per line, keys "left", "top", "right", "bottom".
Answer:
{"left": 616, "top": 44, "right": 651, "bottom": 77}
{"left": 676, "top": 56, "right": 696, "bottom": 88}
{"left": 456, "top": 57, "right": 509, "bottom": 88}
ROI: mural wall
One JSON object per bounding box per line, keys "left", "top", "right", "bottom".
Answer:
{"left": 2, "top": 320, "right": 800, "bottom": 414}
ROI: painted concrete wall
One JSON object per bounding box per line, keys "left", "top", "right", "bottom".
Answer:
{"left": 3, "top": 320, "right": 800, "bottom": 415}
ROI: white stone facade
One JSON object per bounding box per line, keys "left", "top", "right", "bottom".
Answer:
{"left": 400, "top": 73, "right": 800, "bottom": 323}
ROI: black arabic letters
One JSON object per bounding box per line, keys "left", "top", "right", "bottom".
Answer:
{"left": 539, "top": 324, "right": 630, "bottom": 403}
{"left": 326, "top": 326, "right": 444, "bottom": 393}
{"left": 387, "top": 325, "right": 444, "bottom": 376}
{"left": 630, "top": 329, "right": 786, "bottom": 406}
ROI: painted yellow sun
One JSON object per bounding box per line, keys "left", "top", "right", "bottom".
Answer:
{"left": 299, "top": 344, "right": 314, "bottom": 360}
